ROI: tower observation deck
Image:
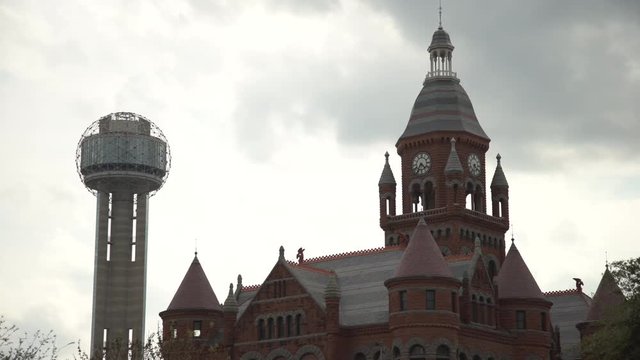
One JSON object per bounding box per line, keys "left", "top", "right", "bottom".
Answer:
{"left": 76, "top": 112, "right": 171, "bottom": 358}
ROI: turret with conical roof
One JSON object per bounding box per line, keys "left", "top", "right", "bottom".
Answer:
{"left": 576, "top": 265, "right": 626, "bottom": 339}
{"left": 159, "top": 253, "right": 224, "bottom": 345}
{"left": 495, "top": 239, "right": 552, "bottom": 355}
{"left": 378, "top": 151, "right": 397, "bottom": 236}
{"left": 385, "top": 218, "right": 461, "bottom": 344}
{"left": 490, "top": 154, "right": 510, "bottom": 221}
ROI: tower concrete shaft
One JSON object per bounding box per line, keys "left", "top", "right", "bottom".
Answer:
{"left": 90, "top": 191, "right": 149, "bottom": 357}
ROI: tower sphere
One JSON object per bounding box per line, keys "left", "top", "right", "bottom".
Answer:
{"left": 76, "top": 112, "right": 171, "bottom": 196}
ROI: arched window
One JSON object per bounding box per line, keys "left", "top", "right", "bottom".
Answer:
{"left": 479, "top": 296, "right": 485, "bottom": 324}
{"left": 423, "top": 181, "right": 435, "bottom": 210}
{"left": 286, "top": 315, "right": 292, "bottom": 336}
{"left": 499, "top": 198, "right": 507, "bottom": 218}
{"left": 267, "top": 318, "right": 274, "bottom": 339}
{"left": 295, "top": 314, "right": 302, "bottom": 335}
{"left": 488, "top": 260, "right": 497, "bottom": 281}
{"left": 412, "top": 183, "right": 422, "bottom": 212}
{"left": 409, "top": 345, "right": 426, "bottom": 360}
{"left": 373, "top": 351, "right": 381, "bottom": 360}
{"left": 354, "top": 353, "right": 366, "bottom": 360}
{"left": 258, "top": 319, "right": 265, "bottom": 340}
{"left": 474, "top": 185, "right": 483, "bottom": 211}
{"left": 465, "top": 182, "right": 474, "bottom": 210}
{"left": 471, "top": 295, "right": 478, "bottom": 323}
{"left": 393, "top": 347, "right": 401, "bottom": 360}
{"left": 276, "top": 316, "right": 284, "bottom": 338}
{"left": 436, "top": 345, "right": 450, "bottom": 360}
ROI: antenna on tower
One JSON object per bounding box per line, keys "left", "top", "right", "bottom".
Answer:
{"left": 438, "top": 0, "right": 443, "bottom": 28}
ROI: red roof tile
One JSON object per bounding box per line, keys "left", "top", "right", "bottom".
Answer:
{"left": 586, "top": 267, "right": 625, "bottom": 321}
{"left": 166, "top": 255, "right": 222, "bottom": 311}
{"left": 496, "top": 242, "right": 545, "bottom": 300}
{"left": 394, "top": 218, "right": 454, "bottom": 278}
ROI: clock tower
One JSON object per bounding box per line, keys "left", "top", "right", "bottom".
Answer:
{"left": 378, "top": 24, "right": 510, "bottom": 271}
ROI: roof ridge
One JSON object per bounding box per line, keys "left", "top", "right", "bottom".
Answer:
{"left": 241, "top": 284, "right": 261, "bottom": 292}
{"left": 302, "top": 245, "right": 401, "bottom": 264}
{"left": 289, "top": 263, "right": 334, "bottom": 275}
{"left": 544, "top": 288, "right": 579, "bottom": 296}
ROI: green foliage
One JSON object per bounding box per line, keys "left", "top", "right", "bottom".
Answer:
{"left": 581, "top": 257, "right": 640, "bottom": 360}
{"left": 610, "top": 257, "right": 640, "bottom": 298}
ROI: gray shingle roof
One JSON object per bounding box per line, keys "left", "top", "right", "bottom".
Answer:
{"left": 378, "top": 151, "right": 396, "bottom": 186}
{"left": 490, "top": 154, "right": 509, "bottom": 187}
{"left": 545, "top": 290, "right": 592, "bottom": 359}
{"left": 444, "top": 138, "right": 464, "bottom": 174}
{"left": 399, "top": 78, "right": 489, "bottom": 141}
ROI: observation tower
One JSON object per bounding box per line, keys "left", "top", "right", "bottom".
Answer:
{"left": 76, "top": 112, "right": 171, "bottom": 357}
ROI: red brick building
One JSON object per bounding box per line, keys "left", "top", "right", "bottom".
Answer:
{"left": 158, "top": 24, "right": 617, "bottom": 360}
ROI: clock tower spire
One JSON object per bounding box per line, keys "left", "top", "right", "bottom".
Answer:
{"left": 381, "top": 22, "right": 509, "bottom": 265}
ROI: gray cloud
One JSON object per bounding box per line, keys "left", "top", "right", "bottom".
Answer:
{"left": 231, "top": 0, "right": 640, "bottom": 170}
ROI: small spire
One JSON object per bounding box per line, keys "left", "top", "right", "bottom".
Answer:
{"left": 194, "top": 238, "right": 198, "bottom": 257}
{"left": 279, "top": 246, "right": 285, "bottom": 261}
{"left": 438, "top": 0, "right": 443, "bottom": 29}
{"left": 224, "top": 283, "right": 238, "bottom": 312}
{"left": 491, "top": 153, "right": 509, "bottom": 187}
{"left": 444, "top": 137, "right": 463, "bottom": 175}
{"left": 379, "top": 151, "right": 397, "bottom": 186}
{"left": 324, "top": 271, "right": 341, "bottom": 298}
{"left": 605, "top": 251, "right": 609, "bottom": 270}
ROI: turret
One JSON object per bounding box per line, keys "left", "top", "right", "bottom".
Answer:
{"left": 379, "top": 151, "right": 397, "bottom": 228}
{"left": 159, "top": 253, "right": 223, "bottom": 347}
{"left": 490, "top": 154, "right": 509, "bottom": 221}
{"left": 385, "top": 218, "right": 461, "bottom": 348}
{"left": 576, "top": 265, "right": 625, "bottom": 340}
{"left": 496, "top": 240, "right": 552, "bottom": 357}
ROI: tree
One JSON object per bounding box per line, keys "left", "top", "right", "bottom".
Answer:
{"left": 581, "top": 257, "right": 640, "bottom": 360}
{"left": 0, "top": 316, "right": 63, "bottom": 360}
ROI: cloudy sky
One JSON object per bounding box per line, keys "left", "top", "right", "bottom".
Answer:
{"left": 1, "top": 0, "right": 639, "bottom": 356}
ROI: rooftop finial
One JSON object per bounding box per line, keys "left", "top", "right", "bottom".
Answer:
{"left": 194, "top": 238, "right": 198, "bottom": 257}
{"left": 496, "top": 153, "right": 502, "bottom": 165}
{"left": 438, "top": 0, "right": 443, "bottom": 29}
{"left": 511, "top": 224, "right": 515, "bottom": 243}
{"left": 384, "top": 151, "right": 390, "bottom": 162}
{"left": 279, "top": 245, "right": 285, "bottom": 260}
{"left": 605, "top": 251, "right": 609, "bottom": 270}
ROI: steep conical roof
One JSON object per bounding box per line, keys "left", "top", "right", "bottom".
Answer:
{"left": 167, "top": 254, "right": 222, "bottom": 311}
{"left": 394, "top": 218, "right": 454, "bottom": 278}
{"left": 378, "top": 152, "right": 396, "bottom": 186}
{"left": 490, "top": 154, "right": 509, "bottom": 187}
{"left": 586, "top": 266, "right": 625, "bottom": 321}
{"left": 496, "top": 241, "right": 545, "bottom": 300}
{"left": 444, "top": 138, "right": 463, "bottom": 174}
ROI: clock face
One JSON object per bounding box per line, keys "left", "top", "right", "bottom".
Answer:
{"left": 467, "top": 153, "right": 481, "bottom": 176}
{"left": 412, "top": 152, "right": 431, "bottom": 175}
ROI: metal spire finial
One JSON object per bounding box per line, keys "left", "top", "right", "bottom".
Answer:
{"left": 605, "top": 251, "right": 609, "bottom": 270}
{"left": 195, "top": 238, "right": 198, "bottom": 257}
{"left": 438, "top": 0, "right": 443, "bottom": 29}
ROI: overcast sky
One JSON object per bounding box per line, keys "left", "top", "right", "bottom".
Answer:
{"left": 1, "top": 0, "right": 639, "bottom": 357}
